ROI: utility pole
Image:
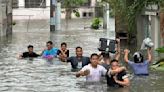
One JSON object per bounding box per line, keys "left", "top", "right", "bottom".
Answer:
{"left": 103, "top": 4, "right": 107, "bottom": 29}
{"left": 153, "top": 14, "right": 160, "bottom": 61}
{"left": 50, "top": 0, "right": 61, "bottom": 31}
{"left": 50, "top": 0, "right": 56, "bottom": 31}
{"left": 55, "top": 2, "right": 61, "bottom": 31}
{"left": 106, "top": 3, "right": 115, "bottom": 40}
{"left": 106, "top": 3, "right": 110, "bottom": 38}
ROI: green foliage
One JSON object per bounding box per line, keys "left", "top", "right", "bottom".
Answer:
{"left": 61, "top": 0, "right": 87, "bottom": 8}
{"left": 73, "top": 10, "right": 80, "bottom": 17}
{"left": 109, "top": 10, "right": 115, "bottom": 17}
{"left": 61, "top": 0, "right": 87, "bottom": 19}
{"left": 102, "top": 0, "right": 126, "bottom": 16}
{"left": 126, "top": 0, "right": 159, "bottom": 32}
{"left": 160, "top": 1, "right": 164, "bottom": 11}
{"left": 156, "top": 47, "right": 164, "bottom": 53}
{"left": 91, "top": 18, "right": 101, "bottom": 29}
{"left": 103, "top": 0, "right": 164, "bottom": 32}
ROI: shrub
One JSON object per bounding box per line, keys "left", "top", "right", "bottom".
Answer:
{"left": 156, "top": 47, "right": 164, "bottom": 53}
{"left": 91, "top": 18, "right": 101, "bottom": 29}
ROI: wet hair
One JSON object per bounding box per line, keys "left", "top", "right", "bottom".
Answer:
{"left": 47, "top": 41, "right": 53, "bottom": 45}
{"left": 76, "top": 46, "right": 82, "bottom": 50}
{"left": 133, "top": 52, "right": 143, "bottom": 63}
{"left": 61, "top": 42, "right": 67, "bottom": 47}
{"left": 110, "top": 59, "right": 119, "bottom": 64}
{"left": 90, "top": 53, "right": 99, "bottom": 58}
{"left": 27, "top": 45, "right": 33, "bottom": 48}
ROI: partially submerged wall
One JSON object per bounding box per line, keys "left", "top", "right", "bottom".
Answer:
{"left": 0, "top": 0, "right": 12, "bottom": 36}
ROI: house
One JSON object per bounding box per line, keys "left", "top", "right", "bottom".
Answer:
{"left": 12, "top": 0, "right": 97, "bottom": 20}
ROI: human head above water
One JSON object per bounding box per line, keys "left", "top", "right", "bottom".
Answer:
{"left": 76, "top": 46, "right": 83, "bottom": 57}
{"left": 133, "top": 52, "right": 143, "bottom": 63}
{"left": 90, "top": 53, "right": 99, "bottom": 58}
{"left": 61, "top": 42, "right": 67, "bottom": 51}
{"left": 110, "top": 59, "right": 119, "bottom": 70}
{"left": 46, "top": 41, "right": 53, "bottom": 50}
{"left": 28, "top": 45, "right": 33, "bottom": 48}
{"left": 90, "top": 53, "right": 99, "bottom": 67}
{"left": 27, "top": 45, "right": 33, "bottom": 53}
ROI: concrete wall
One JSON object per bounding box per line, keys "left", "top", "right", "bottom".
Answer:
{"left": 0, "top": 0, "right": 12, "bottom": 36}
{"left": 151, "top": 16, "right": 160, "bottom": 49}
{"left": 13, "top": 7, "right": 95, "bottom": 20}
{"left": 137, "top": 5, "right": 161, "bottom": 50}
{"left": 13, "top": 0, "right": 96, "bottom": 20}
{"left": 137, "top": 14, "right": 160, "bottom": 50}
{"left": 136, "top": 15, "right": 147, "bottom": 49}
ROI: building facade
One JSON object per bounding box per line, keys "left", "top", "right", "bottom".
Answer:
{"left": 0, "top": 0, "right": 12, "bottom": 36}
{"left": 13, "top": 0, "right": 97, "bottom": 20}
{"left": 137, "top": 5, "right": 161, "bottom": 50}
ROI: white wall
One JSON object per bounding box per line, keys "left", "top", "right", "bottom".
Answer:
{"left": 13, "top": 8, "right": 50, "bottom": 20}
{"left": 18, "top": 0, "right": 25, "bottom": 8}
{"left": 13, "top": 7, "right": 94, "bottom": 20}
{"left": 13, "top": 0, "right": 96, "bottom": 20}
{"left": 46, "top": 0, "right": 50, "bottom": 7}
{"left": 91, "top": 0, "right": 96, "bottom": 7}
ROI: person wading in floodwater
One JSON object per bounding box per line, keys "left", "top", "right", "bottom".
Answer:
{"left": 76, "top": 53, "right": 107, "bottom": 82}
{"left": 19, "top": 45, "right": 40, "bottom": 59}
{"left": 99, "top": 38, "right": 121, "bottom": 70}
{"left": 42, "top": 41, "right": 59, "bottom": 61}
{"left": 124, "top": 48, "right": 152, "bottom": 76}
{"left": 57, "top": 42, "right": 69, "bottom": 62}
{"left": 106, "top": 59, "right": 130, "bottom": 87}
{"left": 75, "top": 53, "right": 127, "bottom": 83}
{"left": 67, "top": 46, "right": 90, "bottom": 71}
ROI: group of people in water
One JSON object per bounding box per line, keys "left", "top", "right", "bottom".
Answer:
{"left": 19, "top": 39, "right": 152, "bottom": 88}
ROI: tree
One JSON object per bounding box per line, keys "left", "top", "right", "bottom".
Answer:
{"left": 103, "top": 0, "right": 164, "bottom": 46}
{"left": 61, "top": 0, "right": 87, "bottom": 19}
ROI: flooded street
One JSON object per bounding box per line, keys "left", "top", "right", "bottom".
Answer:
{"left": 0, "top": 19, "right": 163, "bottom": 92}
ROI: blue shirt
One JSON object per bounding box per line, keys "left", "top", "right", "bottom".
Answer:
{"left": 128, "top": 60, "right": 149, "bottom": 75}
{"left": 42, "top": 48, "right": 59, "bottom": 57}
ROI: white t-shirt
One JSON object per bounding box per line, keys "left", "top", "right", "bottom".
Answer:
{"left": 77, "top": 61, "right": 82, "bottom": 69}
{"left": 81, "top": 64, "right": 107, "bottom": 82}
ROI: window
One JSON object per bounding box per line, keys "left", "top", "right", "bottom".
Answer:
{"left": 83, "top": 12, "right": 87, "bottom": 17}
{"left": 88, "top": 12, "right": 93, "bottom": 17}
{"left": 12, "top": 0, "right": 19, "bottom": 8}
{"left": 25, "top": 0, "right": 46, "bottom": 8}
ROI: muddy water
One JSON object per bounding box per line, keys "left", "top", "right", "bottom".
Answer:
{"left": 0, "top": 19, "right": 163, "bottom": 92}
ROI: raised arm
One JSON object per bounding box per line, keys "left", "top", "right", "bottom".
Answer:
{"left": 147, "top": 48, "right": 152, "bottom": 62}
{"left": 124, "top": 49, "right": 130, "bottom": 63}
{"left": 98, "top": 52, "right": 103, "bottom": 61}
{"left": 115, "top": 38, "right": 121, "bottom": 60}
{"left": 108, "top": 67, "right": 126, "bottom": 75}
